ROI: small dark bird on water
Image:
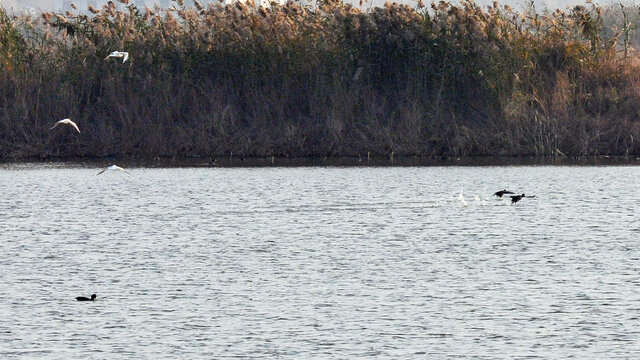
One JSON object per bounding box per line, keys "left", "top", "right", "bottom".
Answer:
{"left": 494, "top": 190, "right": 515, "bottom": 198}
{"left": 76, "top": 294, "right": 96, "bottom": 301}
{"left": 510, "top": 194, "right": 535, "bottom": 204}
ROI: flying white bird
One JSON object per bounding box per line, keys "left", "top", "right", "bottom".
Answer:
{"left": 97, "top": 165, "right": 131, "bottom": 175}
{"left": 50, "top": 118, "right": 80, "bottom": 133}
{"left": 105, "top": 51, "right": 129, "bottom": 63}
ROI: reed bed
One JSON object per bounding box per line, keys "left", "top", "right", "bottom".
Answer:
{"left": 1, "top": 0, "right": 640, "bottom": 159}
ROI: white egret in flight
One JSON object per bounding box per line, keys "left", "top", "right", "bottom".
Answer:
{"left": 50, "top": 118, "right": 80, "bottom": 133}
{"left": 105, "top": 51, "right": 129, "bottom": 63}
{"left": 97, "top": 165, "right": 131, "bottom": 175}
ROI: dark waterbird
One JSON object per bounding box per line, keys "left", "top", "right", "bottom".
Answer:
{"left": 494, "top": 190, "right": 515, "bottom": 198}
{"left": 510, "top": 194, "right": 536, "bottom": 204}
{"left": 76, "top": 294, "right": 96, "bottom": 301}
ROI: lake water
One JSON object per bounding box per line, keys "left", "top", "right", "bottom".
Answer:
{"left": 1, "top": 164, "right": 639, "bottom": 358}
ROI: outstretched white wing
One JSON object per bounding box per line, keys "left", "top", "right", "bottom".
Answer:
{"left": 99, "top": 165, "right": 131, "bottom": 175}
{"left": 105, "top": 51, "right": 129, "bottom": 63}
{"left": 51, "top": 118, "right": 80, "bottom": 133}
{"left": 110, "top": 165, "right": 131, "bottom": 174}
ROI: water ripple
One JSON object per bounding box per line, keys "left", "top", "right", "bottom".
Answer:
{"left": 1, "top": 166, "right": 639, "bottom": 358}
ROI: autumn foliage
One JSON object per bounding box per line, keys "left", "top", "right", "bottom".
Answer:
{"left": 1, "top": 0, "right": 640, "bottom": 159}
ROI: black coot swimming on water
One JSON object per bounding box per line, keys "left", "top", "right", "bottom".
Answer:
{"left": 76, "top": 294, "right": 96, "bottom": 301}
{"left": 494, "top": 190, "right": 515, "bottom": 198}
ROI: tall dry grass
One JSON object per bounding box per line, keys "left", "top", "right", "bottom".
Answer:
{"left": 1, "top": 0, "right": 640, "bottom": 159}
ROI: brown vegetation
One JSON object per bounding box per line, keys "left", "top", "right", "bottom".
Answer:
{"left": 1, "top": 0, "right": 640, "bottom": 160}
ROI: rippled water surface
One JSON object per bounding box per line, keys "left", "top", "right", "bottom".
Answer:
{"left": 1, "top": 164, "right": 640, "bottom": 358}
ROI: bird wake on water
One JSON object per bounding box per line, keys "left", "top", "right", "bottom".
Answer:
{"left": 458, "top": 188, "right": 468, "bottom": 207}
{"left": 452, "top": 189, "right": 536, "bottom": 206}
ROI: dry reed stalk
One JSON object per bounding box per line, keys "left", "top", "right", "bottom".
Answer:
{"left": 0, "top": 2, "right": 640, "bottom": 159}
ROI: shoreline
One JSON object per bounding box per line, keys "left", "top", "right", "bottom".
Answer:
{"left": 2, "top": 155, "right": 640, "bottom": 168}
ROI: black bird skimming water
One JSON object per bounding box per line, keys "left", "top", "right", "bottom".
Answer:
{"left": 510, "top": 194, "right": 535, "bottom": 204}
{"left": 494, "top": 190, "right": 515, "bottom": 198}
